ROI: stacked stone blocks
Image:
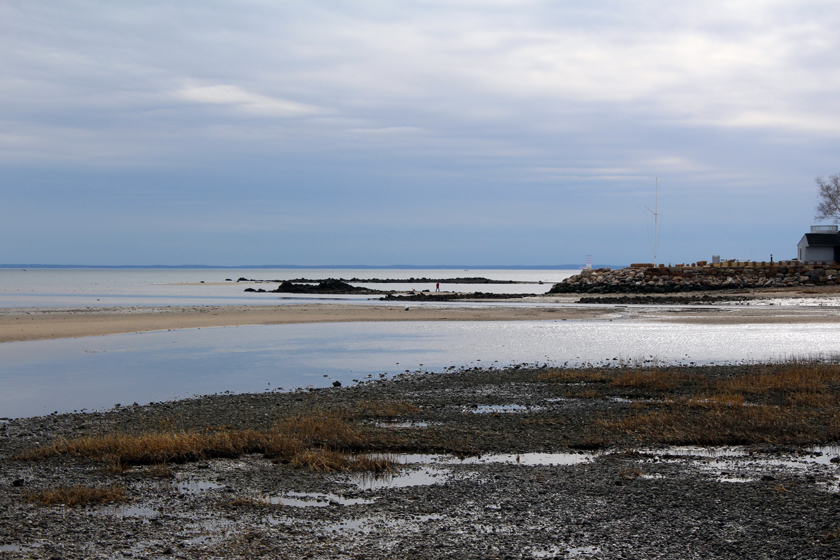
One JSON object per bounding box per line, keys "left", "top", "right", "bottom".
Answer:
{"left": 550, "top": 261, "right": 840, "bottom": 294}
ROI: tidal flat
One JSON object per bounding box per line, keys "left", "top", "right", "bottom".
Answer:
{"left": 3, "top": 362, "right": 840, "bottom": 559}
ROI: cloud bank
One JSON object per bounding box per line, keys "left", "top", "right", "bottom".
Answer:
{"left": 2, "top": 1, "right": 839, "bottom": 265}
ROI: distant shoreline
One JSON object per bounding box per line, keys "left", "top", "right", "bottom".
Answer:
{"left": 0, "top": 264, "right": 622, "bottom": 270}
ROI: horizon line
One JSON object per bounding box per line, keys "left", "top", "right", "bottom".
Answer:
{"left": 0, "top": 263, "right": 626, "bottom": 270}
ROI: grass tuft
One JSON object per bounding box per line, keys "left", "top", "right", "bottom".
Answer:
{"left": 685, "top": 393, "right": 745, "bottom": 408}
{"left": 536, "top": 368, "right": 606, "bottom": 383}
{"left": 289, "top": 448, "right": 395, "bottom": 472}
{"left": 18, "top": 408, "right": 408, "bottom": 473}
{"left": 602, "top": 405, "right": 820, "bottom": 446}
{"left": 713, "top": 361, "right": 840, "bottom": 396}
{"left": 611, "top": 368, "right": 682, "bottom": 391}
{"left": 28, "top": 485, "right": 125, "bottom": 507}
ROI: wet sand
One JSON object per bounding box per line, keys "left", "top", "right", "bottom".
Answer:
{"left": 4, "top": 293, "right": 840, "bottom": 343}
{"left": 0, "top": 303, "right": 612, "bottom": 343}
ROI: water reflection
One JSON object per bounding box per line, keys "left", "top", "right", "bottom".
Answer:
{"left": 3, "top": 320, "right": 840, "bottom": 418}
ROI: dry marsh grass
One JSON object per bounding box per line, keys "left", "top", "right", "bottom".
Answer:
{"left": 28, "top": 485, "right": 125, "bottom": 507}
{"left": 685, "top": 393, "right": 745, "bottom": 408}
{"left": 602, "top": 405, "right": 828, "bottom": 446}
{"left": 536, "top": 361, "right": 840, "bottom": 446}
{"left": 17, "top": 408, "right": 406, "bottom": 473}
{"left": 289, "top": 448, "right": 394, "bottom": 472}
{"left": 712, "top": 361, "right": 840, "bottom": 397}
{"left": 536, "top": 368, "right": 606, "bottom": 383}
{"left": 611, "top": 368, "right": 683, "bottom": 391}
{"left": 354, "top": 399, "right": 421, "bottom": 418}
{"left": 19, "top": 429, "right": 270, "bottom": 464}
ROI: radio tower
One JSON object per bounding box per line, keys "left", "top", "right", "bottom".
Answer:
{"left": 645, "top": 178, "right": 661, "bottom": 267}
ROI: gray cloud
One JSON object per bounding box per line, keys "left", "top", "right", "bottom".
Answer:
{"left": 2, "top": 0, "right": 839, "bottom": 264}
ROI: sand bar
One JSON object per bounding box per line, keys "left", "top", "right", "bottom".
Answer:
{"left": 0, "top": 303, "right": 616, "bottom": 343}
{"left": 3, "top": 293, "right": 840, "bottom": 343}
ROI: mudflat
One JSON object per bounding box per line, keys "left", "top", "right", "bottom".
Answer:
{"left": 3, "top": 363, "right": 840, "bottom": 559}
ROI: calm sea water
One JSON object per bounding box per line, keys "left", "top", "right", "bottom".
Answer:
{"left": 3, "top": 320, "right": 840, "bottom": 418}
{"left": 0, "top": 268, "right": 577, "bottom": 308}
{"left": 3, "top": 268, "right": 839, "bottom": 419}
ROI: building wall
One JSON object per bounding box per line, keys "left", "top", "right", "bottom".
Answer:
{"left": 802, "top": 246, "right": 836, "bottom": 263}
{"left": 798, "top": 236, "right": 808, "bottom": 261}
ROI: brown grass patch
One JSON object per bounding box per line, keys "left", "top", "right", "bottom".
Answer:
{"left": 603, "top": 405, "right": 822, "bottom": 446}
{"left": 19, "top": 429, "right": 269, "bottom": 465}
{"left": 355, "top": 399, "right": 420, "bottom": 417}
{"left": 611, "top": 368, "right": 682, "bottom": 391}
{"left": 142, "top": 463, "right": 176, "bottom": 478}
{"left": 17, "top": 408, "right": 407, "bottom": 473}
{"left": 536, "top": 368, "right": 606, "bottom": 383}
{"left": 28, "top": 485, "right": 125, "bottom": 507}
{"left": 685, "top": 393, "right": 745, "bottom": 408}
{"left": 289, "top": 448, "right": 394, "bottom": 472}
{"left": 713, "top": 362, "right": 840, "bottom": 396}
{"left": 785, "top": 392, "right": 836, "bottom": 408}
{"left": 619, "top": 468, "right": 643, "bottom": 480}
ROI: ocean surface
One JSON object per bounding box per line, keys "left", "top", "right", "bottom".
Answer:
{"left": 2, "top": 268, "right": 840, "bottom": 418}
{"left": 0, "top": 268, "right": 577, "bottom": 308}
{"left": 3, "top": 319, "right": 840, "bottom": 418}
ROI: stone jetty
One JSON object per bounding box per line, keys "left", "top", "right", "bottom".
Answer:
{"left": 549, "top": 260, "right": 839, "bottom": 294}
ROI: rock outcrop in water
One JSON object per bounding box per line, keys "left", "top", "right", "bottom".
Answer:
{"left": 245, "top": 279, "right": 383, "bottom": 295}
{"left": 550, "top": 260, "right": 839, "bottom": 294}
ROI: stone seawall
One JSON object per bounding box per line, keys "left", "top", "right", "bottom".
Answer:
{"left": 549, "top": 261, "right": 839, "bottom": 294}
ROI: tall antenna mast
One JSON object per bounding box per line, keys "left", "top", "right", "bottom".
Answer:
{"left": 645, "top": 178, "right": 660, "bottom": 267}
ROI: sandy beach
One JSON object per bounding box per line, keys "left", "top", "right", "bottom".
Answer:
{"left": 0, "top": 302, "right": 608, "bottom": 343}
{"left": 3, "top": 291, "right": 840, "bottom": 343}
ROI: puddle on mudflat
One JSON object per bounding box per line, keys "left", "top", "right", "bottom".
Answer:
{"left": 348, "top": 452, "right": 596, "bottom": 490}
{"left": 569, "top": 546, "right": 602, "bottom": 557}
{"left": 0, "top": 544, "right": 23, "bottom": 552}
{"left": 806, "top": 445, "right": 840, "bottom": 465}
{"left": 176, "top": 479, "right": 222, "bottom": 495}
{"left": 639, "top": 446, "right": 840, "bottom": 489}
{"left": 260, "top": 492, "right": 375, "bottom": 507}
{"left": 106, "top": 505, "right": 159, "bottom": 519}
{"left": 644, "top": 445, "right": 840, "bottom": 467}
{"left": 465, "top": 404, "right": 538, "bottom": 414}
{"left": 374, "top": 421, "right": 432, "bottom": 428}
{"left": 463, "top": 452, "right": 595, "bottom": 466}
{"left": 642, "top": 446, "right": 748, "bottom": 459}
{"left": 398, "top": 452, "right": 596, "bottom": 466}
{"left": 351, "top": 466, "right": 454, "bottom": 491}
{"left": 717, "top": 477, "right": 755, "bottom": 483}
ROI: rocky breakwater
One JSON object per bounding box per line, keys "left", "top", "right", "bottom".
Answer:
{"left": 549, "top": 260, "right": 840, "bottom": 294}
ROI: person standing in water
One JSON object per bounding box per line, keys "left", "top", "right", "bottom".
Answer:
{"left": 435, "top": 282, "right": 440, "bottom": 292}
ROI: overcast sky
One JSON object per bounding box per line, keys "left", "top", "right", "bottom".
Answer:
{"left": 3, "top": 1, "right": 839, "bottom": 266}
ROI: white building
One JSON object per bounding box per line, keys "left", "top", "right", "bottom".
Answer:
{"left": 798, "top": 225, "right": 840, "bottom": 263}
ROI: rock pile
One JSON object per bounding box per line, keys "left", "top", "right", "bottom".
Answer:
{"left": 245, "top": 279, "right": 382, "bottom": 294}
{"left": 549, "top": 261, "right": 839, "bottom": 294}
